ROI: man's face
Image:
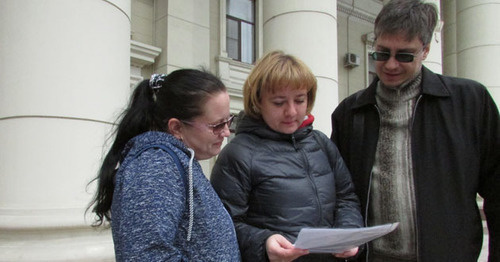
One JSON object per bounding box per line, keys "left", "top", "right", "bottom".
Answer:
{"left": 374, "top": 33, "right": 430, "bottom": 88}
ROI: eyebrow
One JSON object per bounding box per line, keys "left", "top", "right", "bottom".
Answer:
{"left": 270, "top": 93, "right": 307, "bottom": 100}
{"left": 376, "top": 46, "right": 418, "bottom": 53}
{"left": 210, "top": 115, "right": 232, "bottom": 124}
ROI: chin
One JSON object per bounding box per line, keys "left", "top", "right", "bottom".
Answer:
{"left": 213, "top": 149, "right": 221, "bottom": 156}
{"left": 209, "top": 148, "right": 221, "bottom": 158}
{"left": 280, "top": 128, "right": 298, "bottom": 134}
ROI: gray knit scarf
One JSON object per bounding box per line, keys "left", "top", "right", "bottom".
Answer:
{"left": 369, "top": 73, "right": 422, "bottom": 261}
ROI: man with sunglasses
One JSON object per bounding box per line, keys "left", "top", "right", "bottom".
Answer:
{"left": 330, "top": 0, "right": 499, "bottom": 261}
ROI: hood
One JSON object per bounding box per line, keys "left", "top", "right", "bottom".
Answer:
{"left": 119, "top": 131, "right": 196, "bottom": 242}
{"left": 120, "top": 131, "right": 188, "bottom": 162}
{"left": 235, "top": 112, "right": 314, "bottom": 143}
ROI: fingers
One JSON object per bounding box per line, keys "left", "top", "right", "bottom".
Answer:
{"left": 266, "top": 234, "right": 309, "bottom": 262}
{"left": 333, "top": 246, "right": 359, "bottom": 258}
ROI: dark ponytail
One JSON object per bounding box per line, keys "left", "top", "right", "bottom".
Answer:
{"left": 88, "top": 69, "right": 226, "bottom": 226}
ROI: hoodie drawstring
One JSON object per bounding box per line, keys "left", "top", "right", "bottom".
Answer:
{"left": 186, "top": 148, "right": 195, "bottom": 241}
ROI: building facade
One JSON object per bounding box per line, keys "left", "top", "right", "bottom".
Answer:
{"left": 0, "top": 0, "right": 497, "bottom": 260}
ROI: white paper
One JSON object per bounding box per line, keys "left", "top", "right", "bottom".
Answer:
{"left": 293, "top": 222, "right": 399, "bottom": 253}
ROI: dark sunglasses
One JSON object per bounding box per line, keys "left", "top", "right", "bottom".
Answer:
{"left": 370, "top": 51, "right": 417, "bottom": 63}
{"left": 182, "top": 115, "right": 235, "bottom": 135}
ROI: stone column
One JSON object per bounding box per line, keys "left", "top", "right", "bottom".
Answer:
{"left": 0, "top": 0, "right": 130, "bottom": 260}
{"left": 442, "top": 0, "right": 458, "bottom": 76}
{"left": 262, "top": 0, "right": 337, "bottom": 135}
{"left": 423, "top": 0, "right": 443, "bottom": 74}
{"left": 154, "top": 0, "right": 211, "bottom": 72}
{"left": 456, "top": 0, "right": 500, "bottom": 104}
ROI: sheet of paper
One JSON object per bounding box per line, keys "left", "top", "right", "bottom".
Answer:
{"left": 293, "top": 222, "right": 399, "bottom": 253}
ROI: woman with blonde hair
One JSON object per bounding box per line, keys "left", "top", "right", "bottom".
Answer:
{"left": 211, "top": 51, "right": 363, "bottom": 262}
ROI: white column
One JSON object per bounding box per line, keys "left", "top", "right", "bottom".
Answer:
{"left": 442, "top": 0, "right": 457, "bottom": 76}
{"left": 155, "top": 0, "right": 211, "bottom": 72}
{"left": 262, "top": 0, "right": 337, "bottom": 135}
{"left": 456, "top": 0, "right": 500, "bottom": 106}
{"left": 0, "top": 0, "right": 130, "bottom": 260}
{"left": 423, "top": 0, "right": 443, "bottom": 74}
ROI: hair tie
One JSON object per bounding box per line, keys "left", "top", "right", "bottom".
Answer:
{"left": 149, "top": 74, "right": 167, "bottom": 102}
{"left": 149, "top": 73, "right": 167, "bottom": 92}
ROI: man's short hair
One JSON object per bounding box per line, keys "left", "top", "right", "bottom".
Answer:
{"left": 374, "top": 0, "right": 438, "bottom": 46}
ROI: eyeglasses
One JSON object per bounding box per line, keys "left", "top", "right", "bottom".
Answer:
{"left": 370, "top": 49, "right": 422, "bottom": 63}
{"left": 182, "top": 115, "right": 235, "bottom": 135}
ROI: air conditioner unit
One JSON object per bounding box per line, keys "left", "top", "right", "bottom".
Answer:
{"left": 344, "top": 53, "right": 360, "bottom": 68}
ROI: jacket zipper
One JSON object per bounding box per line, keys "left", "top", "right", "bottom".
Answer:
{"left": 364, "top": 104, "right": 381, "bottom": 261}
{"left": 292, "top": 134, "right": 323, "bottom": 224}
{"left": 410, "top": 94, "right": 423, "bottom": 261}
{"left": 291, "top": 134, "right": 298, "bottom": 150}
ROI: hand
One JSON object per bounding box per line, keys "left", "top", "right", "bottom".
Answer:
{"left": 266, "top": 234, "right": 309, "bottom": 262}
{"left": 333, "top": 247, "right": 359, "bottom": 258}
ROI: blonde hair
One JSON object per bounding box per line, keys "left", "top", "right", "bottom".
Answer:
{"left": 243, "top": 50, "right": 317, "bottom": 119}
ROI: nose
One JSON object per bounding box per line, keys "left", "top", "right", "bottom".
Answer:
{"left": 384, "top": 55, "right": 400, "bottom": 69}
{"left": 219, "top": 123, "right": 231, "bottom": 137}
{"left": 285, "top": 103, "right": 297, "bottom": 116}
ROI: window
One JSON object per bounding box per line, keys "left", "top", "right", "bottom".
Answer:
{"left": 226, "top": 0, "right": 255, "bottom": 64}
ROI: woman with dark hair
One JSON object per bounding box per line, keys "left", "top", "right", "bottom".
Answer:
{"left": 88, "top": 69, "right": 240, "bottom": 261}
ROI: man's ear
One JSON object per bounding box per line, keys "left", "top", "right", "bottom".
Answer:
{"left": 422, "top": 45, "right": 431, "bottom": 60}
{"left": 168, "top": 118, "right": 183, "bottom": 140}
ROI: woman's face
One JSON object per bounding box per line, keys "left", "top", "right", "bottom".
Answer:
{"left": 259, "top": 87, "right": 308, "bottom": 134}
{"left": 180, "top": 91, "right": 231, "bottom": 160}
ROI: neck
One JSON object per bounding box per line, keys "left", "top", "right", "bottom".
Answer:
{"left": 378, "top": 72, "right": 422, "bottom": 102}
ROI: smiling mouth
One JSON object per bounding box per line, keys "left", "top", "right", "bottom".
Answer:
{"left": 384, "top": 71, "right": 400, "bottom": 76}
{"left": 384, "top": 74, "right": 403, "bottom": 81}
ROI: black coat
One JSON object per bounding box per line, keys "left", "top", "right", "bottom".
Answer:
{"left": 331, "top": 66, "right": 500, "bottom": 262}
{"left": 211, "top": 114, "right": 363, "bottom": 262}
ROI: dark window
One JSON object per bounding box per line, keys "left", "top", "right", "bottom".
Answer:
{"left": 226, "top": 0, "right": 255, "bottom": 64}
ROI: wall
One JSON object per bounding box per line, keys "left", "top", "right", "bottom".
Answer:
{"left": 337, "top": 0, "right": 382, "bottom": 100}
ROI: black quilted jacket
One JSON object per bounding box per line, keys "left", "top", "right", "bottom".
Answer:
{"left": 211, "top": 114, "right": 363, "bottom": 262}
